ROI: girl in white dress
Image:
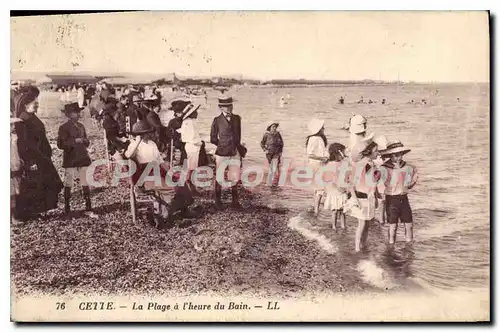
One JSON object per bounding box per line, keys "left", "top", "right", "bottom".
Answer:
{"left": 345, "top": 133, "right": 381, "bottom": 252}
{"left": 323, "top": 143, "right": 349, "bottom": 230}
{"left": 177, "top": 104, "right": 203, "bottom": 193}
{"left": 306, "top": 118, "right": 329, "bottom": 216}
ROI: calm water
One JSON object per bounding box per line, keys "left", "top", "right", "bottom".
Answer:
{"left": 196, "top": 83, "right": 490, "bottom": 292}
{"left": 40, "top": 83, "right": 490, "bottom": 292}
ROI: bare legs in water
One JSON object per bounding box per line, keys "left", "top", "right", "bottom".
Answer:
{"left": 332, "top": 209, "right": 346, "bottom": 231}
{"left": 313, "top": 191, "right": 323, "bottom": 217}
{"left": 355, "top": 218, "right": 370, "bottom": 252}
{"left": 388, "top": 222, "right": 414, "bottom": 244}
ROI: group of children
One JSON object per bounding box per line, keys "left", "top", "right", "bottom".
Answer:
{"left": 306, "top": 114, "right": 418, "bottom": 252}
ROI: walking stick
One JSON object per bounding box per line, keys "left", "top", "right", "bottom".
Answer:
{"left": 125, "top": 116, "right": 137, "bottom": 223}
{"left": 169, "top": 138, "right": 174, "bottom": 166}
{"left": 103, "top": 128, "right": 111, "bottom": 173}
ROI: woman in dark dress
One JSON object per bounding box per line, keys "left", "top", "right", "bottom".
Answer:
{"left": 14, "top": 86, "right": 63, "bottom": 220}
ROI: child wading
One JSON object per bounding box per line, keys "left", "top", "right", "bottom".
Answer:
{"left": 324, "top": 143, "right": 349, "bottom": 230}
{"left": 57, "top": 102, "right": 97, "bottom": 218}
{"left": 378, "top": 141, "right": 418, "bottom": 244}
{"left": 260, "top": 121, "right": 284, "bottom": 186}
{"left": 345, "top": 133, "right": 380, "bottom": 252}
{"left": 306, "top": 118, "right": 329, "bottom": 216}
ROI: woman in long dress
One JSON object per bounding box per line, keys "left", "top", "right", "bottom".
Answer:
{"left": 14, "top": 86, "right": 63, "bottom": 220}
{"left": 177, "top": 104, "right": 206, "bottom": 194}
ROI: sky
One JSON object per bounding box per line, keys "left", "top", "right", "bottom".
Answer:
{"left": 10, "top": 11, "right": 490, "bottom": 82}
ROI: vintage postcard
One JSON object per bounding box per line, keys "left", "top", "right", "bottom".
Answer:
{"left": 10, "top": 11, "right": 490, "bottom": 322}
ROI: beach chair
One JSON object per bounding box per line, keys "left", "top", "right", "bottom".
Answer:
{"left": 129, "top": 137, "right": 177, "bottom": 225}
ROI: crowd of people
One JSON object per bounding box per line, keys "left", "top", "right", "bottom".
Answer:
{"left": 10, "top": 82, "right": 419, "bottom": 251}
{"left": 10, "top": 82, "right": 246, "bottom": 228}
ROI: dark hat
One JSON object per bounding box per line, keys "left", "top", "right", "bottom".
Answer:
{"left": 61, "top": 102, "right": 84, "bottom": 115}
{"left": 141, "top": 95, "right": 161, "bottom": 106}
{"left": 131, "top": 119, "right": 154, "bottom": 135}
{"left": 168, "top": 100, "right": 191, "bottom": 113}
{"left": 13, "top": 85, "right": 40, "bottom": 117}
{"left": 218, "top": 96, "right": 234, "bottom": 107}
{"left": 136, "top": 107, "right": 151, "bottom": 120}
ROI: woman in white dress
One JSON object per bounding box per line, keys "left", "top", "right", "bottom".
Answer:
{"left": 345, "top": 134, "right": 382, "bottom": 252}
{"left": 177, "top": 104, "right": 203, "bottom": 193}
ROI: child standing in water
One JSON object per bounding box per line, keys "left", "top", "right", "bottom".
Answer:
{"left": 306, "top": 118, "right": 329, "bottom": 216}
{"left": 260, "top": 121, "right": 284, "bottom": 186}
{"left": 345, "top": 134, "right": 380, "bottom": 252}
{"left": 378, "top": 141, "right": 418, "bottom": 244}
{"left": 323, "top": 143, "right": 349, "bottom": 230}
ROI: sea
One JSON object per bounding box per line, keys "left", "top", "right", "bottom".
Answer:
{"left": 194, "top": 83, "right": 490, "bottom": 294}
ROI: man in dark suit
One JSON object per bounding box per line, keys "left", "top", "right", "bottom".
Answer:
{"left": 210, "top": 96, "right": 245, "bottom": 210}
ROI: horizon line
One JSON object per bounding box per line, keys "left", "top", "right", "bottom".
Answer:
{"left": 10, "top": 70, "right": 489, "bottom": 85}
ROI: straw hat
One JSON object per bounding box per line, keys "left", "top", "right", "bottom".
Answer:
{"left": 182, "top": 103, "right": 201, "bottom": 120}
{"left": 218, "top": 96, "right": 234, "bottom": 107}
{"left": 349, "top": 114, "right": 367, "bottom": 134}
{"left": 380, "top": 141, "right": 411, "bottom": 157}
{"left": 266, "top": 121, "right": 279, "bottom": 131}
{"left": 350, "top": 133, "right": 376, "bottom": 162}
{"left": 307, "top": 118, "right": 324, "bottom": 135}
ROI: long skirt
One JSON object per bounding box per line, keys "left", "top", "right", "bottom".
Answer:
{"left": 15, "top": 161, "right": 63, "bottom": 219}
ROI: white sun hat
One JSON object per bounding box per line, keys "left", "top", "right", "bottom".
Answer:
{"left": 349, "top": 114, "right": 368, "bottom": 134}
{"left": 373, "top": 134, "right": 389, "bottom": 151}
{"left": 307, "top": 118, "right": 325, "bottom": 135}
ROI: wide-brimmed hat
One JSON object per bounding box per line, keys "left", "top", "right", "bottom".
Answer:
{"left": 61, "top": 102, "right": 84, "bottom": 115}
{"left": 131, "top": 119, "right": 155, "bottom": 135}
{"left": 218, "top": 96, "right": 234, "bottom": 107}
{"left": 182, "top": 103, "right": 201, "bottom": 120}
{"left": 349, "top": 114, "right": 368, "bottom": 134}
{"left": 266, "top": 121, "right": 279, "bottom": 131}
{"left": 380, "top": 141, "right": 411, "bottom": 157}
{"left": 307, "top": 118, "right": 324, "bottom": 135}
{"left": 132, "top": 94, "right": 143, "bottom": 103}
{"left": 13, "top": 85, "right": 40, "bottom": 117}
{"left": 141, "top": 95, "right": 160, "bottom": 105}
{"left": 350, "top": 132, "right": 376, "bottom": 162}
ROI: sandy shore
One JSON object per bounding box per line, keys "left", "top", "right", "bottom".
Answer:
{"left": 11, "top": 184, "right": 371, "bottom": 297}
